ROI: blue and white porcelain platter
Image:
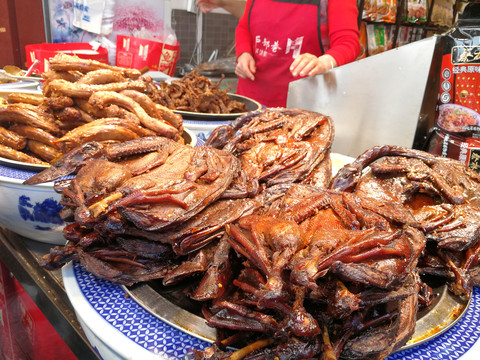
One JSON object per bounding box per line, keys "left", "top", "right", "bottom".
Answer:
{"left": 63, "top": 262, "right": 210, "bottom": 360}
{"left": 62, "top": 261, "right": 480, "bottom": 360}
{"left": 183, "top": 118, "right": 231, "bottom": 142}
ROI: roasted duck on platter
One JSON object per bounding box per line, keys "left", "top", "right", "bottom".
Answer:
{"left": 0, "top": 54, "right": 184, "bottom": 168}
{"left": 28, "top": 107, "right": 480, "bottom": 360}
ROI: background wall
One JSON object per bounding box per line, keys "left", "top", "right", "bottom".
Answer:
{"left": 1, "top": 1, "right": 239, "bottom": 75}
{"left": 0, "top": 0, "right": 46, "bottom": 68}
{"left": 171, "top": 9, "right": 238, "bottom": 76}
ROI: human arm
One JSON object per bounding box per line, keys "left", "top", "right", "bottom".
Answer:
{"left": 324, "top": 0, "right": 361, "bottom": 66}
{"left": 235, "top": 0, "right": 253, "bottom": 59}
{"left": 234, "top": 0, "right": 255, "bottom": 80}
{"left": 195, "top": 0, "right": 246, "bottom": 18}
{"left": 290, "top": 0, "right": 360, "bottom": 77}
{"left": 235, "top": 52, "right": 256, "bottom": 80}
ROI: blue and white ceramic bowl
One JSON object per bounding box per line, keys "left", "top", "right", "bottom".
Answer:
{"left": 183, "top": 118, "right": 232, "bottom": 142}
{"left": 0, "top": 164, "right": 65, "bottom": 244}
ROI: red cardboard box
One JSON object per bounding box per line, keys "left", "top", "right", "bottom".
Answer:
{"left": 25, "top": 42, "right": 109, "bottom": 74}
{"left": 116, "top": 34, "right": 180, "bottom": 76}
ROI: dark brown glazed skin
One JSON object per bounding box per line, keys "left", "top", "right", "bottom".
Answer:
{"left": 32, "top": 109, "right": 480, "bottom": 360}
{"left": 24, "top": 136, "right": 181, "bottom": 185}
{"left": 27, "top": 139, "right": 61, "bottom": 162}
{"left": 7, "top": 92, "right": 44, "bottom": 106}
{"left": 77, "top": 69, "right": 127, "bottom": 85}
{"left": 120, "top": 88, "right": 183, "bottom": 131}
{"left": 42, "top": 78, "right": 147, "bottom": 99}
{"left": 55, "top": 117, "right": 158, "bottom": 152}
{"left": 0, "top": 143, "right": 48, "bottom": 164}
{"left": 88, "top": 91, "right": 180, "bottom": 140}
{"left": 208, "top": 107, "right": 334, "bottom": 189}
{"left": 0, "top": 103, "right": 60, "bottom": 133}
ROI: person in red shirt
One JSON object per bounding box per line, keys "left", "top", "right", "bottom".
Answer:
{"left": 197, "top": 0, "right": 360, "bottom": 107}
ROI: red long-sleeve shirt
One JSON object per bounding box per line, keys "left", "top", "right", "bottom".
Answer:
{"left": 235, "top": 0, "right": 360, "bottom": 107}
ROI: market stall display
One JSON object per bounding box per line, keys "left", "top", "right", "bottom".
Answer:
{"left": 25, "top": 106, "right": 480, "bottom": 360}
{"left": 0, "top": 54, "right": 198, "bottom": 246}
{"left": 0, "top": 127, "right": 197, "bottom": 247}
{"left": 1, "top": 15, "right": 480, "bottom": 357}
{"left": 150, "top": 70, "right": 261, "bottom": 140}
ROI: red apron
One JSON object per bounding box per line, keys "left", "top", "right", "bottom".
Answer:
{"left": 237, "top": 0, "right": 326, "bottom": 107}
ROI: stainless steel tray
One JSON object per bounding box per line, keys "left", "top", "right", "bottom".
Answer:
{"left": 124, "top": 277, "right": 470, "bottom": 350}
{"left": 173, "top": 93, "right": 262, "bottom": 120}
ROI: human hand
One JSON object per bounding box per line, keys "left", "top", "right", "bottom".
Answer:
{"left": 235, "top": 52, "right": 256, "bottom": 81}
{"left": 290, "top": 54, "right": 337, "bottom": 77}
{"left": 196, "top": 0, "right": 222, "bottom": 13}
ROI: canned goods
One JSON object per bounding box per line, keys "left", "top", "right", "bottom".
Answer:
{"left": 425, "top": 126, "right": 480, "bottom": 172}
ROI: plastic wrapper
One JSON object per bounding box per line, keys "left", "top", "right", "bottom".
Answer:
{"left": 375, "top": 0, "right": 397, "bottom": 23}
{"left": 366, "top": 23, "right": 394, "bottom": 56}
{"left": 406, "top": 0, "right": 427, "bottom": 23}
{"left": 385, "top": 24, "right": 396, "bottom": 50}
{"left": 357, "top": 21, "right": 368, "bottom": 60}
{"left": 363, "top": 0, "right": 377, "bottom": 21}
{"left": 367, "top": 23, "right": 383, "bottom": 56}
{"left": 430, "top": 0, "right": 455, "bottom": 27}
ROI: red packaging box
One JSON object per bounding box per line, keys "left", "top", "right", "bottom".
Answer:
{"left": 116, "top": 34, "right": 180, "bottom": 76}
{"left": 25, "top": 42, "right": 109, "bottom": 74}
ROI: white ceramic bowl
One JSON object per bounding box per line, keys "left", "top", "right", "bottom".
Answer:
{"left": 0, "top": 164, "right": 65, "bottom": 244}
{"left": 183, "top": 118, "right": 232, "bottom": 142}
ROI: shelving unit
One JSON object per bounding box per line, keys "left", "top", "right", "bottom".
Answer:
{"left": 357, "top": 0, "right": 460, "bottom": 53}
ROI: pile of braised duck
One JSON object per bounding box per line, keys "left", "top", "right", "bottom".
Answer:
{"left": 28, "top": 107, "right": 480, "bottom": 360}
{"left": 0, "top": 53, "right": 183, "bottom": 165}
{"left": 154, "top": 70, "right": 248, "bottom": 114}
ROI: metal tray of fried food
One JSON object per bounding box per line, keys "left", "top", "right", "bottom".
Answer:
{"left": 0, "top": 129, "right": 197, "bottom": 173}
{"left": 124, "top": 276, "right": 471, "bottom": 349}
{"left": 173, "top": 93, "right": 262, "bottom": 121}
